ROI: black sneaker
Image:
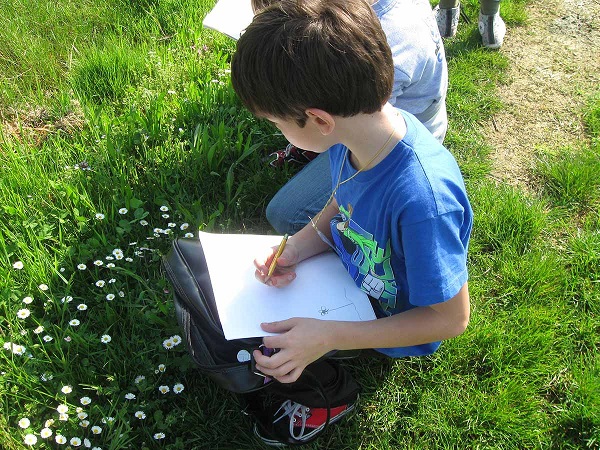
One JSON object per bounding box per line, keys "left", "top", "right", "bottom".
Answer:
{"left": 268, "top": 144, "right": 319, "bottom": 168}
{"left": 253, "top": 397, "right": 357, "bottom": 446}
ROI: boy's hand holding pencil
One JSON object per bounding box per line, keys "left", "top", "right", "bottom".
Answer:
{"left": 254, "top": 234, "right": 299, "bottom": 287}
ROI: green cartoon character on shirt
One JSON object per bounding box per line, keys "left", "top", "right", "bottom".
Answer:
{"left": 331, "top": 204, "right": 398, "bottom": 314}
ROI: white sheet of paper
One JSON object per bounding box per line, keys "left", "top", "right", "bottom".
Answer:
{"left": 198, "top": 231, "right": 376, "bottom": 340}
{"left": 202, "top": 0, "right": 254, "bottom": 40}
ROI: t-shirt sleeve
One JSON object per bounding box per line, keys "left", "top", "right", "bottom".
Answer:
{"left": 400, "top": 210, "right": 469, "bottom": 306}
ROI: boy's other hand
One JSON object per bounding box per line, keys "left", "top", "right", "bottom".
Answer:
{"left": 254, "top": 243, "right": 299, "bottom": 287}
{"left": 252, "top": 318, "right": 332, "bottom": 383}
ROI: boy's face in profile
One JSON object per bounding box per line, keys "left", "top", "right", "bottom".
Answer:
{"left": 262, "top": 113, "right": 333, "bottom": 154}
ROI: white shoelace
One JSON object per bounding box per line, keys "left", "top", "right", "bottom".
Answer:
{"left": 273, "top": 400, "right": 312, "bottom": 440}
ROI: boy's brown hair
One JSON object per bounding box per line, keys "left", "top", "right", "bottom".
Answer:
{"left": 231, "top": 0, "right": 393, "bottom": 127}
{"left": 250, "top": 0, "right": 274, "bottom": 12}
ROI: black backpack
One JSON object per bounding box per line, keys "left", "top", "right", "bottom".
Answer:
{"left": 162, "top": 237, "right": 266, "bottom": 393}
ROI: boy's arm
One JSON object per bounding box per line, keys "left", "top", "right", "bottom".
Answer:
{"left": 288, "top": 197, "right": 338, "bottom": 262}
{"left": 254, "top": 282, "right": 470, "bottom": 383}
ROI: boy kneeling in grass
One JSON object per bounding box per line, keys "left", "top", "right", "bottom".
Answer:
{"left": 231, "top": 0, "right": 472, "bottom": 445}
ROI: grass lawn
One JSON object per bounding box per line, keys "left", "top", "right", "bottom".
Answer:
{"left": 1, "top": 0, "right": 598, "bottom": 448}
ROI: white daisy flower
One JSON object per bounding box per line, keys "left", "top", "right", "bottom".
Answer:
{"left": 135, "top": 410, "right": 146, "bottom": 419}
{"left": 171, "top": 335, "right": 182, "bottom": 346}
{"left": 162, "top": 214, "right": 169, "bottom": 219}
{"left": 4, "top": 342, "right": 25, "bottom": 355}
{"left": 101, "top": 416, "right": 114, "bottom": 424}
{"left": 77, "top": 263, "right": 87, "bottom": 270}
{"left": 134, "top": 375, "right": 145, "bottom": 384}
{"left": 40, "top": 372, "right": 52, "bottom": 381}
{"left": 162, "top": 338, "right": 174, "bottom": 350}
{"left": 91, "top": 425, "right": 102, "bottom": 434}
{"left": 84, "top": 438, "right": 91, "bottom": 448}
{"left": 158, "top": 363, "right": 166, "bottom": 372}
{"left": 124, "top": 393, "right": 136, "bottom": 400}
{"left": 59, "top": 413, "right": 69, "bottom": 421}
{"left": 23, "top": 434, "right": 37, "bottom": 446}
{"left": 44, "top": 419, "right": 55, "bottom": 427}
{"left": 95, "top": 213, "right": 105, "bottom": 220}
{"left": 77, "top": 304, "right": 88, "bottom": 311}
{"left": 18, "top": 417, "right": 31, "bottom": 428}
{"left": 100, "top": 335, "right": 111, "bottom": 344}
{"left": 61, "top": 296, "right": 73, "bottom": 303}
{"left": 125, "top": 257, "right": 133, "bottom": 262}
{"left": 79, "top": 420, "right": 90, "bottom": 427}
{"left": 77, "top": 411, "right": 88, "bottom": 420}
{"left": 114, "top": 253, "right": 123, "bottom": 260}
{"left": 105, "top": 294, "right": 115, "bottom": 301}
{"left": 160, "top": 205, "right": 169, "bottom": 211}
{"left": 17, "top": 309, "right": 31, "bottom": 319}
{"left": 57, "top": 404, "right": 69, "bottom": 414}
{"left": 118, "top": 291, "right": 125, "bottom": 298}
{"left": 108, "top": 278, "right": 116, "bottom": 283}
{"left": 70, "top": 437, "right": 82, "bottom": 446}
{"left": 39, "top": 284, "right": 49, "bottom": 291}
{"left": 61, "top": 385, "right": 73, "bottom": 394}
{"left": 95, "top": 280, "right": 105, "bottom": 287}
{"left": 92, "top": 447, "right": 102, "bottom": 450}
{"left": 154, "top": 432, "right": 165, "bottom": 440}
{"left": 153, "top": 228, "right": 162, "bottom": 234}
{"left": 106, "top": 263, "right": 115, "bottom": 268}
{"left": 41, "top": 427, "right": 53, "bottom": 438}
{"left": 13, "top": 261, "right": 24, "bottom": 269}
{"left": 93, "top": 260, "right": 103, "bottom": 266}
{"left": 69, "top": 319, "right": 80, "bottom": 327}
{"left": 173, "top": 383, "right": 185, "bottom": 394}
{"left": 22, "top": 296, "right": 33, "bottom": 304}
{"left": 180, "top": 223, "right": 189, "bottom": 230}
{"left": 43, "top": 335, "right": 53, "bottom": 342}
{"left": 105, "top": 256, "right": 114, "bottom": 260}
{"left": 55, "top": 434, "right": 67, "bottom": 444}
{"left": 60, "top": 267, "right": 65, "bottom": 272}
{"left": 184, "top": 232, "right": 194, "bottom": 238}
{"left": 168, "top": 222, "right": 176, "bottom": 228}
{"left": 118, "top": 208, "right": 128, "bottom": 214}
{"left": 80, "top": 396, "right": 92, "bottom": 405}
{"left": 33, "top": 325, "right": 44, "bottom": 334}
{"left": 139, "top": 220, "right": 148, "bottom": 226}
{"left": 158, "top": 385, "right": 170, "bottom": 394}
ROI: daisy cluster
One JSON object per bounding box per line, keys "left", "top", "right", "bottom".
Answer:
{"left": 6, "top": 204, "right": 196, "bottom": 447}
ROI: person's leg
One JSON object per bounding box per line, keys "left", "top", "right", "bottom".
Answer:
{"left": 266, "top": 152, "right": 332, "bottom": 235}
{"left": 478, "top": 0, "right": 506, "bottom": 49}
{"left": 434, "top": 0, "right": 461, "bottom": 38}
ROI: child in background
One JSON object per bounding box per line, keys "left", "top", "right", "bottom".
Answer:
{"left": 231, "top": 0, "right": 473, "bottom": 445}
{"left": 259, "top": 0, "right": 449, "bottom": 236}
{"left": 434, "top": 0, "right": 506, "bottom": 49}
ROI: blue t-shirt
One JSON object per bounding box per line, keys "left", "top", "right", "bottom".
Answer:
{"left": 328, "top": 111, "right": 472, "bottom": 357}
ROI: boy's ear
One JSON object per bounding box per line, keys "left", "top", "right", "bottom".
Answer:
{"left": 305, "top": 108, "right": 335, "bottom": 135}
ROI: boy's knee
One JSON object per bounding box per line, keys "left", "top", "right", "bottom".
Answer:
{"left": 266, "top": 198, "right": 306, "bottom": 235}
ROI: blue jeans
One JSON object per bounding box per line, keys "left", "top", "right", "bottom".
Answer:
{"left": 266, "top": 152, "right": 332, "bottom": 235}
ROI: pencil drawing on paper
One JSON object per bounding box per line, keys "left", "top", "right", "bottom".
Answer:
{"left": 318, "top": 302, "right": 363, "bottom": 320}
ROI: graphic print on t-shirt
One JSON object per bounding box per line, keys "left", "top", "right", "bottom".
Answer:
{"left": 331, "top": 205, "right": 397, "bottom": 314}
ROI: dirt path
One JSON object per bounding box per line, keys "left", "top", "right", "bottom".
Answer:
{"left": 484, "top": 0, "right": 600, "bottom": 187}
